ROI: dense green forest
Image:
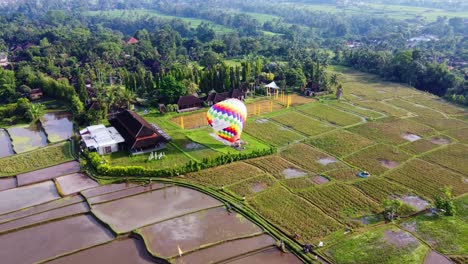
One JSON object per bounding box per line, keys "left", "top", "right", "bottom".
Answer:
{"left": 0, "top": 0, "right": 466, "bottom": 125}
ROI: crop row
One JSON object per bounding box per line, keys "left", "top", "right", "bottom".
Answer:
{"left": 307, "top": 130, "right": 374, "bottom": 157}
{"left": 245, "top": 156, "right": 308, "bottom": 179}
{"left": 299, "top": 104, "right": 362, "bottom": 127}
{"left": 281, "top": 143, "right": 347, "bottom": 173}
{"left": 244, "top": 119, "right": 305, "bottom": 147}
{"left": 353, "top": 177, "right": 414, "bottom": 202}
{"left": 271, "top": 111, "right": 332, "bottom": 136}
{"left": 185, "top": 162, "right": 264, "bottom": 187}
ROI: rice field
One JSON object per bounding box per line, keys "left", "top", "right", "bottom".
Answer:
{"left": 399, "top": 138, "right": 443, "bottom": 155}
{"left": 422, "top": 144, "right": 468, "bottom": 176}
{"left": 0, "top": 142, "right": 73, "bottom": 177}
{"left": 353, "top": 177, "right": 414, "bottom": 202}
{"left": 184, "top": 162, "right": 264, "bottom": 187}
{"left": 299, "top": 103, "right": 363, "bottom": 126}
{"left": 347, "top": 118, "right": 435, "bottom": 145}
{"left": 226, "top": 174, "right": 277, "bottom": 197}
{"left": 249, "top": 186, "right": 342, "bottom": 242}
{"left": 445, "top": 127, "right": 468, "bottom": 144}
{"left": 281, "top": 143, "right": 347, "bottom": 173}
{"left": 385, "top": 159, "right": 468, "bottom": 198}
{"left": 245, "top": 155, "right": 310, "bottom": 179}
{"left": 405, "top": 95, "right": 467, "bottom": 115}
{"left": 246, "top": 100, "right": 284, "bottom": 117}
{"left": 353, "top": 100, "right": 412, "bottom": 118}
{"left": 244, "top": 119, "right": 305, "bottom": 146}
{"left": 324, "top": 168, "right": 361, "bottom": 181}
{"left": 344, "top": 144, "right": 411, "bottom": 175}
{"left": 328, "top": 101, "right": 384, "bottom": 119}
{"left": 298, "top": 183, "right": 382, "bottom": 224}
{"left": 307, "top": 130, "right": 375, "bottom": 157}
{"left": 271, "top": 111, "right": 333, "bottom": 136}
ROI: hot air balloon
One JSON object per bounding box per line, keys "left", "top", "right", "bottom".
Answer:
{"left": 207, "top": 98, "right": 247, "bottom": 143}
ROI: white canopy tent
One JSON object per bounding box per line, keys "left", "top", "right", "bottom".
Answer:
{"left": 265, "top": 81, "right": 280, "bottom": 96}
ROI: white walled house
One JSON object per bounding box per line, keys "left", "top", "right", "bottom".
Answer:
{"left": 79, "top": 125, "right": 125, "bottom": 155}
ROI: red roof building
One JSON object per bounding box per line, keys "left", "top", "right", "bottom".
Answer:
{"left": 125, "top": 37, "right": 139, "bottom": 45}
{"left": 29, "top": 89, "right": 43, "bottom": 101}
{"left": 177, "top": 95, "right": 204, "bottom": 111}
{"left": 109, "top": 110, "right": 171, "bottom": 153}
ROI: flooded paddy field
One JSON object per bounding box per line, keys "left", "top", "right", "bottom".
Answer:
{"left": 0, "top": 177, "right": 16, "bottom": 191}
{"left": 46, "top": 238, "right": 156, "bottom": 264}
{"left": 7, "top": 124, "right": 48, "bottom": 153}
{"left": 0, "top": 181, "right": 60, "bottom": 215}
{"left": 56, "top": 173, "right": 99, "bottom": 195}
{"left": 16, "top": 161, "right": 80, "bottom": 186}
{"left": 0, "top": 214, "right": 114, "bottom": 264}
{"left": 227, "top": 247, "right": 304, "bottom": 264}
{"left": 139, "top": 207, "right": 262, "bottom": 258}
{"left": 81, "top": 182, "right": 140, "bottom": 198}
{"left": 0, "top": 129, "right": 14, "bottom": 158}
{"left": 173, "top": 234, "right": 276, "bottom": 264}
{"left": 0, "top": 202, "right": 89, "bottom": 234}
{"left": 92, "top": 186, "right": 222, "bottom": 233}
{"left": 87, "top": 183, "right": 167, "bottom": 204}
{"left": 41, "top": 112, "right": 73, "bottom": 142}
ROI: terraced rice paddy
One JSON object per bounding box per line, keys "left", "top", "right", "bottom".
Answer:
{"left": 41, "top": 112, "right": 73, "bottom": 142}
{"left": 7, "top": 124, "right": 48, "bottom": 153}
{"left": 307, "top": 130, "right": 374, "bottom": 157}
{"left": 0, "top": 129, "right": 14, "bottom": 158}
{"left": 138, "top": 207, "right": 262, "bottom": 258}
{"left": 246, "top": 155, "right": 310, "bottom": 179}
{"left": 271, "top": 111, "right": 332, "bottom": 136}
{"left": 385, "top": 159, "right": 468, "bottom": 198}
{"left": 328, "top": 101, "right": 384, "bottom": 119}
{"left": 281, "top": 143, "right": 347, "bottom": 173}
{"left": 249, "top": 186, "right": 342, "bottom": 242}
{"left": 226, "top": 174, "right": 277, "bottom": 197}
{"left": 299, "top": 103, "right": 363, "bottom": 126}
{"left": 244, "top": 118, "right": 305, "bottom": 146}
{"left": 353, "top": 100, "right": 412, "bottom": 118}
{"left": 422, "top": 144, "right": 468, "bottom": 175}
{"left": 185, "top": 162, "right": 264, "bottom": 187}
{"left": 344, "top": 144, "right": 411, "bottom": 175}
{"left": 299, "top": 183, "right": 381, "bottom": 225}
{"left": 347, "top": 118, "right": 435, "bottom": 145}
{"left": 55, "top": 173, "right": 99, "bottom": 195}
{"left": 16, "top": 160, "right": 80, "bottom": 186}
{"left": 353, "top": 177, "right": 414, "bottom": 202}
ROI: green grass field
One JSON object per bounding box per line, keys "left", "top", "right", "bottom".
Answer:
{"left": 299, "top": 103, "right": 363, "bottom": 126}
{"left": 0, "top": 142, "right": 73, "bottom": 177}
{"left": 281, "top": 143, "right": 348, "bottom": 173}
{"left": 422, "top": 144, "right": 468, "bottom": 176}
{"left": 244, "top": 119, "right": 305, "bottom": 147}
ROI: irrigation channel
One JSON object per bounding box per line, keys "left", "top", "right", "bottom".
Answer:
{"left": 89, "top": 171, "right": 331, "bottom": 264}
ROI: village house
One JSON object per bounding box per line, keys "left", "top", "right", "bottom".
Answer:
{"left": 80, "top": 124, "right": 125, "bottom": 155}
{"left": 109, "top": 110, "right": 171, "bottom": 155}
{"left": 206, "top": 91, "right": 228, "bottom": 106}
{"left": 177, "top": 95, "right": 204, "bottom": 111}
{"left": 29, "top": 89, "right": 43, "bottom": 100}
{"left": 125, "top": 37, "right": 139, "bottom": 45}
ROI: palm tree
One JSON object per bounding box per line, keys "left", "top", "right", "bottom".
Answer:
{"left": 27, "top": 103, "right": 45, "bottom": 122}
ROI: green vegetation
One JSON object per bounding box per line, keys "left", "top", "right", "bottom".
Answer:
{"left": 353, "top": 178, "right": 414, "bottom": 202}
{"left": 299, "top": 104, "right": 363, "bottom": 127}
{"left": 325, "top": 168, "right": 361, "bottom": 181}
{"left": 281, "top": 143, "right": 347, "bottom": 173}
{"left": 298, "top": 183, "right": 381, "bottom": 225}
{"left": 245, "top": 155, "right": 309, "bottom": 179}
{"left": 0, "top": 142, "right": 73, "bottom": 177}
{"left": 347, "top": 118, "right": 435, "bottom": 145}
{"left": 344, "top": 144, "right": 411, "bottom": 175}
{"left": 226, "top": 174, "right": 277, "bottom": 197}
{"left": 184, "top": 162, "right": 264, "bottom": 187}
{"left": 385, "top": 159, "right": 468, "bottom": 198}
{"left": 244, "top": 119, "right": 305, "bottom": 147}
{"left": 353, "top": 101, "right": 412, "bottom": 118}
{"left": 271, "top": 111, "right": 332, "bottom": 136}
{"left": 328, "top": 101, "right": 384, "bottom": 119}
{"left": 324, "top": 226, "right": 429, "bottom": 264}
{"left": 422, "top": 144, "right": 468, "bottom": 175}
{"left": 249, "top": 186, "right": 342, "bottom": 242}
{"left": 399, "top": 138, "right": 440, "bottom": 154}
{"left": 307, "top": 130, "right": 374, "bottom": 157}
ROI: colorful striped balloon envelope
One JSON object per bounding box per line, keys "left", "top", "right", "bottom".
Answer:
{"left": 206, "top": 98, "right": 247, "bottom": 143}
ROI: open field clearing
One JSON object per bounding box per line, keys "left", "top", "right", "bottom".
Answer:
{"left": 7, "top": 124, "right": 48, "bottom": 153}
{"left": 0, "top": 142, "right": 73, "bottom": 177}
{"left": 245, "top": 155, "right": 310, "bottom": 179}
{"left": 307, "top": 130, "right": 374, "bottom": 157}
{"left": 399, "top": 136, "right": 451, "bottom": 155}
{"left": 328, "top": 101, "right": 385, "bottom": 119}
{"left": 324, "top": 168, "right": 361, "bottom": 181}
{"left": 226, "top": 174, "right": 277, "bottom": 197}
{"left": 347, "top": 118, "right": 435, "bottom": 145}
{"left": 249, "top": 186, "right": 342, "bottom": 242}
{"left": 244, "top": 118, "right": 305, "bottom": 146}
{"left": 353, "top": 177, "right": 414, "bottom": 202}
{"left": 422, "top": 144, "right": 468, "bottom": 176}
{"left": 281, "top": 143, "right": 348, "bottom": 173}
{"left": 170, "top": 111, "right": 207, "bottom": 129}
{"left": 170, "top": 132, "right": 221, "bottom": 161}
{"left": 138, "top": 207, "right": 262, "bottom": 258}
{"left": 106, "top": 143, "right": 191, "bottom": 170}
{"left": 298, "top": 183, "right": 381, "bottom": 225}
{"left": 401, "top": 196, "right": 468, "bottom": 255}
{"left": 385, "top": 159, "right": 468, "bottom": 198}
{"left": 353, "top": 100, "right": 412, "bottom": 118}
{"left": 185, "top": 127, "right": 271, "bottom": 155}
{"left": 184, "top": 162, "right": 264, "bottom": 187}
{"left": 344, "top": 144, "right": 411, "bottom": 175}
{"left": 323, "top": 226, "right": 429, "bottom": 264}
{"left": 299, "top": 103, "right": 363, "bottom": 126}
{"left": 271, "top": 111, "right": 332, "bottom": 136}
